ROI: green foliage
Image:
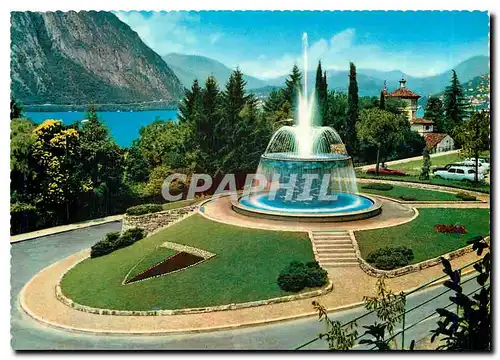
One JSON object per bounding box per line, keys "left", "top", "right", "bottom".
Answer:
{"left": 313, "top": 301, "right": 358, "bottom": 350}
{"left": 10, "top": 96, "right": 23, "bottom": 120}
{"left": 398, "top": 195, "right": 417, "bottom": 201}
{"left": 115, "top": 228, "right": 145, "bottom": 248}
{"left": 431, "top": 236, "right": 491, "bottom": 350}
{"left": 283, "top": 65, "right": 302, "bottom": 115}
{"left": 419, "top": 148, "right": 431, "bottom": 180}
{"left": 277, "top": 260, "right": 328, "bottom": 292}
{"left": 126, "top": 204, "right": 163, "bottom": 216}
{"left": 315, "top": 61, "right": 328, "bottom": 125}
{"left": 346, "top": 62, "right": 359, "bottom": 155}
{"left": 444, "top": 70, "right": 470, "bottom": 136}
{"left": 456, "top": 191, "right": 477, "bottom": 201}
{"left": 424, "top": 96, "right": 446, "bottom": 132}
{"left": 366, "top": 247, "right": 414, "bottom": 270}
{"left": 91, "top": 228, "right": 145, "bottom": 258}
{"left": 457, "top": 111, "right": 490, "bottom": 183}
{"left": 361, "top": 183, "right": 394, "bottom": 191}
{"left": 323, "top": 91, "right": 348, "bottom": 139}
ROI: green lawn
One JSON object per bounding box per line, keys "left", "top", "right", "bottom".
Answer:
{"left": 126, "top": 247, "right": 178, "bottom": 280}
{"left": 162, "top": 197, "right": 205, "bottom": 211}
{"left": 361, "top": 184, "right": 459, "bottom": 201}
{"left": 356, "top": 172, "right": 490, "bottom": 194}
{"left": 355, "top": 208, "right": 490, "bottom": 264}
{"left": 61, "top": 214, "right": 314, "bottom": 310}
{"left": 395, "top": 153, "right": 463, "bottom": 175}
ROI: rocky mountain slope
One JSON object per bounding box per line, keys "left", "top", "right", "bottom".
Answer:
{"left": 11, "top": 11, "right": 185, "bottom": 106}
{"left": 163, "top": 53, "right": 267, "bottom": 90}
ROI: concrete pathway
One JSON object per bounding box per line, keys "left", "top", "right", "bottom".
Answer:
{"left": 11, "top": 214, "right": 123, "bottom": 243}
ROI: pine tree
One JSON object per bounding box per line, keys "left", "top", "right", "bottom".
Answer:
{"left": 443, "top": 70, "right": 470, "bottom": 135}
{"left": 178, "top": 79, "right": 203, "bottom": 124}
{"left": 346, "top": 62, "right": 359, "bottom": 156}
{"left": 419, "top": 147, "right": 431, "bottom": 180}
{"left": 379, "top": 90, "right": 385, "bottom": 110}
{"left": 283, "top": 65, "right": 303, "bottom": 115}
{"left": 199, "top": 75, "right": 221, "bottom": 172}
{"left": 10, "top": 96, "right": 23, "bottom": 120}
{"left": 424, "top": 96, "right": 446, "bottom": 132}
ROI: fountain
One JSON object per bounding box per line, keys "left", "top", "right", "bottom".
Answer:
{"left": 232, "top": 33, "right": 382, "bottom": 222}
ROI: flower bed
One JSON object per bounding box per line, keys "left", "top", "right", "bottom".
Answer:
{"left": 435, "top": 224, "right": 467, "bottom": 234}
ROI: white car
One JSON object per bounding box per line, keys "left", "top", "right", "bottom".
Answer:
{"left": 434, "top": 166, "right": 484, "bottom": 182}
{"left": 464, "top": 158, "right": 490, "bottom": 171}
{"left": 453, "top": 161, "right": 488, "bottom": 174}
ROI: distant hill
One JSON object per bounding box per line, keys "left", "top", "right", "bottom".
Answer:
{"left": 263, "top": 55, "right": 490, "bottom": 97}
{"left": 11, "top": 11, "right": 185, "bottom": 107}
{"left": 163, "top": 53, "right": 267, "bottom": 90}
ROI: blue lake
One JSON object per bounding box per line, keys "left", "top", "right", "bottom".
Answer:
{"left": 26, "top": 110, "right": 178, "bottom": 147}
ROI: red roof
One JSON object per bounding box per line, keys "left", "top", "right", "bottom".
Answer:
{"left": 410, "top": 118, "right": 435, "bottom": 125}
{"left": 425, "top": 133, "right": 448, "bottom": 149}
{"left": 388, "top": 87, "right": 421, "bottom": 98}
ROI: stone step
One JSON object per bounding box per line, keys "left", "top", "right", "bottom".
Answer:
{"left": 320, "top": 262, "right": 359, "bottom": 268}
{"left": 317, "top": 256, "right": 358, "bottom": 263}
{"left": 313, "top": 233, "right": 350, "bottom": 238}
{"left": 315, "top": 244, "right": 354, "bottom": 249}
{"left": 312, "top": 231, "right": 349, "bottom": 236}
{"left": 317, "top": 248, "right": 356, "bottom": 254}
{"left": 314, "top": 239, "right": 352, "bottom": 245}
{"left": 318, "top": 252, "right": 356, "bottom": 258}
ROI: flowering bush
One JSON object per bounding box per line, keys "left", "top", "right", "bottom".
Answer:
{"left": 434, "top": 224, "right": 467, "bottom": 234}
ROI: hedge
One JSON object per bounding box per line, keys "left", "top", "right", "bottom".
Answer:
{"left": 366, "top": 246, "right": 414, "bottom": 270}
{"left": 277, "top": 261, "right": 328, "bottom": 292}
{"left": 90, "top": 228, "right": 145, "bottom": 258}
{"left": 126, "top": 204, "right": 163, "bottom": 216}
{"left": 361, "top": 183, "right": 394, "bottom": 191}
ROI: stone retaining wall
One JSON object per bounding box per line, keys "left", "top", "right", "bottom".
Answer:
{"left": 122, "top": 205, "right": 198, "bottom": 235}
{"left": 55, "top": 280, "right": 333, "bottom": 316}
{"left": 349, "top": 230, "right": 483, "bottom": 278}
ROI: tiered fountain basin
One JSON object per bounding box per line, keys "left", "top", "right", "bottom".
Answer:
{"left": 232, "top": 152, "right": 382, "bottom": 222}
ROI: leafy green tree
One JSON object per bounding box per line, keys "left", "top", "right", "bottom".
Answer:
{"left": 346, "top": 62, "right": 359, "bottom": 155}
{"left": 282, "top": 65, "right": 302, "bottom": 115}
{"left": 419, "top": 147, "right": 431, "bottom": 180}
{"left": 456, "top": 111, "right": 490, "bottom": 183}
{"left": 384, "top": 97, "right": 406, "bottom": 116}
{"left": 324, "top": 91, "right": 348, "bottom": 139}
{"left": 10, "top": 118, "right": 36, "bottom": 204}
{"left": 424, "top": 96, "right": 446, "bottom": 132}
{"left": 10, "top": 95, "right": 23, "bottom": 120}
{"left": 443, "top": 70, "right": 470, "bottom": 136}
{"left": 356, "top": 108, "right": 405, "bottom": 174}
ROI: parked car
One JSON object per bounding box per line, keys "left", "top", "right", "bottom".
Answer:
{"left": 464, "top": 157, "right": 490, "bottom": 171}
{"left": 434, "top": 166, "right": 484, "bottom": 182}
{"left": 366, "top": 167, "right": 406, "bottom": 176}
{"left": 432, "top": 162, "right": 488, "bottom": 174}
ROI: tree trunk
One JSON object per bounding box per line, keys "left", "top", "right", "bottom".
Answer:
{"left": 375, "top": 146, "right": 381, "bottom": 176}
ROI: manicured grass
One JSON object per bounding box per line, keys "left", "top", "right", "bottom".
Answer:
{"left": 162, "top": 198, "right": 204, "bottom": 211}
{"left": 356, "top": 172, "right": 490, "bottom": 194}
{"left": 355, "top": 208, "right": 490, "bottom": 264}
{"left": 361, "top": 184, "right": 460, "bottom": 201}
{"left": 395, "top": 153, "right": 463, "bottom": 175}
{"left": 61, "top": 214, "right": 314, "bottom": 310}
{"left": 126, "top": 247, "right": 178, "bottom": 280}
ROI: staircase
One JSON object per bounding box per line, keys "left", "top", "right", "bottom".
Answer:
{"left": 310, "top": 230, "right": 358, "bottom": 268}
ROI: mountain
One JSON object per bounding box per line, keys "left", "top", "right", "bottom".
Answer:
{"left": 11, "top": 11, "right": 185, "bottom": 107}
{"left": 263, "top": 55, "right": 490, "bottom": 97}
{"left": 163, "top": 53, "right": 267, "bottom": 90}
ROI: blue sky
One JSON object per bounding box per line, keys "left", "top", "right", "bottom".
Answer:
{"left": 115, "top": 11, "right": 489, "bottom": 79}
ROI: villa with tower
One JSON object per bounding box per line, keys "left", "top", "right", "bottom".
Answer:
{"left": 383, "top": 79, "right": 455, "bottom": 153}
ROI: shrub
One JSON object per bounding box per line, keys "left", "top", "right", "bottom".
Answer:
{"left": 277, "top": 260, "right": 328, "bottom": 292}
{"left": 126, "top": 204, "right": 163, "bottom": 216}
{"left": 361, "top": 183, "right": 394, "bottom": 191}
{"left": 399, "top": 195, "right": 417, "bottom": 201}
{"left": 90, "top": 229, "right": 145, "bottom": 258}
{"left": 115, "top": 228, "right": 145, "bottom": 248}
{"left": 456, "top": 191, "right": 477, "bottom": 201}
{"left": 435, "top": 224, "right": 467, "bottom": 234}
{"left": 366, "top": 246, "right": 414, "bottom": 270}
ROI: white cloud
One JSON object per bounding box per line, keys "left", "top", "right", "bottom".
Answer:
{"left": 115, "top": 11, "right": 200, "bottom": 55}
{"left": 209, "top": 32, "right": 222, "bottom": 44}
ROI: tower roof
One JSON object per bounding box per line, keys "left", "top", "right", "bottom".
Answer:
{"left": 389, "top": 87, "right": 421, "bottom": 98}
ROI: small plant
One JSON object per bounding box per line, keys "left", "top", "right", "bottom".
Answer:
{"left": 419, "top": 148, "right": 431, "bottom": 180}
{"left": 434, "top": 224, "right": 467, "bottom": 234}
{"left": 126, "top": 204, "right": 163, "bottom": 216}
{"left": 399, "top": 195, "right": 417, "bottom": 201}
{"left": 361, "top": 183, "right": 394, "bottom": 191}
{"left": 456, "top": 191, "right": 477, "bottom": 201}
{"left": 277, "top": 260, "right": 328, "bottom": 292}
{"left": 366, "top": 246, "right": 414, "bottom": 270}
{"left": 90, "top": 228, "right": 145, "bottom": 258}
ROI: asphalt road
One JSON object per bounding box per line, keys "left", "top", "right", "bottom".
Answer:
{"left": 11, "top": 223, "right": 478, "bottom": 350}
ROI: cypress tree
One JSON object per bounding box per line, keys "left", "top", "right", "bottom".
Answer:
{"left": 315, "top": 61, "right": 327, "bottom": 125}
{"left": 443, "top": 70, "right": 470, "bottom": 135}
{"left": 419, "top": 147, "right": 431, "bottom": 180}
{"left": 424, "top": 96, "right": 446, "bottom": 132}
{"left": 346, "top": 62, "right": 359, "bottom": 155}
{"left": 379, "top": 90, "right": 385, "bottom": 110}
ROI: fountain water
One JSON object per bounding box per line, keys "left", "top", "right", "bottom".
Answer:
{"left": 233, "top": 33, "right": 381, "bottom": 221}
